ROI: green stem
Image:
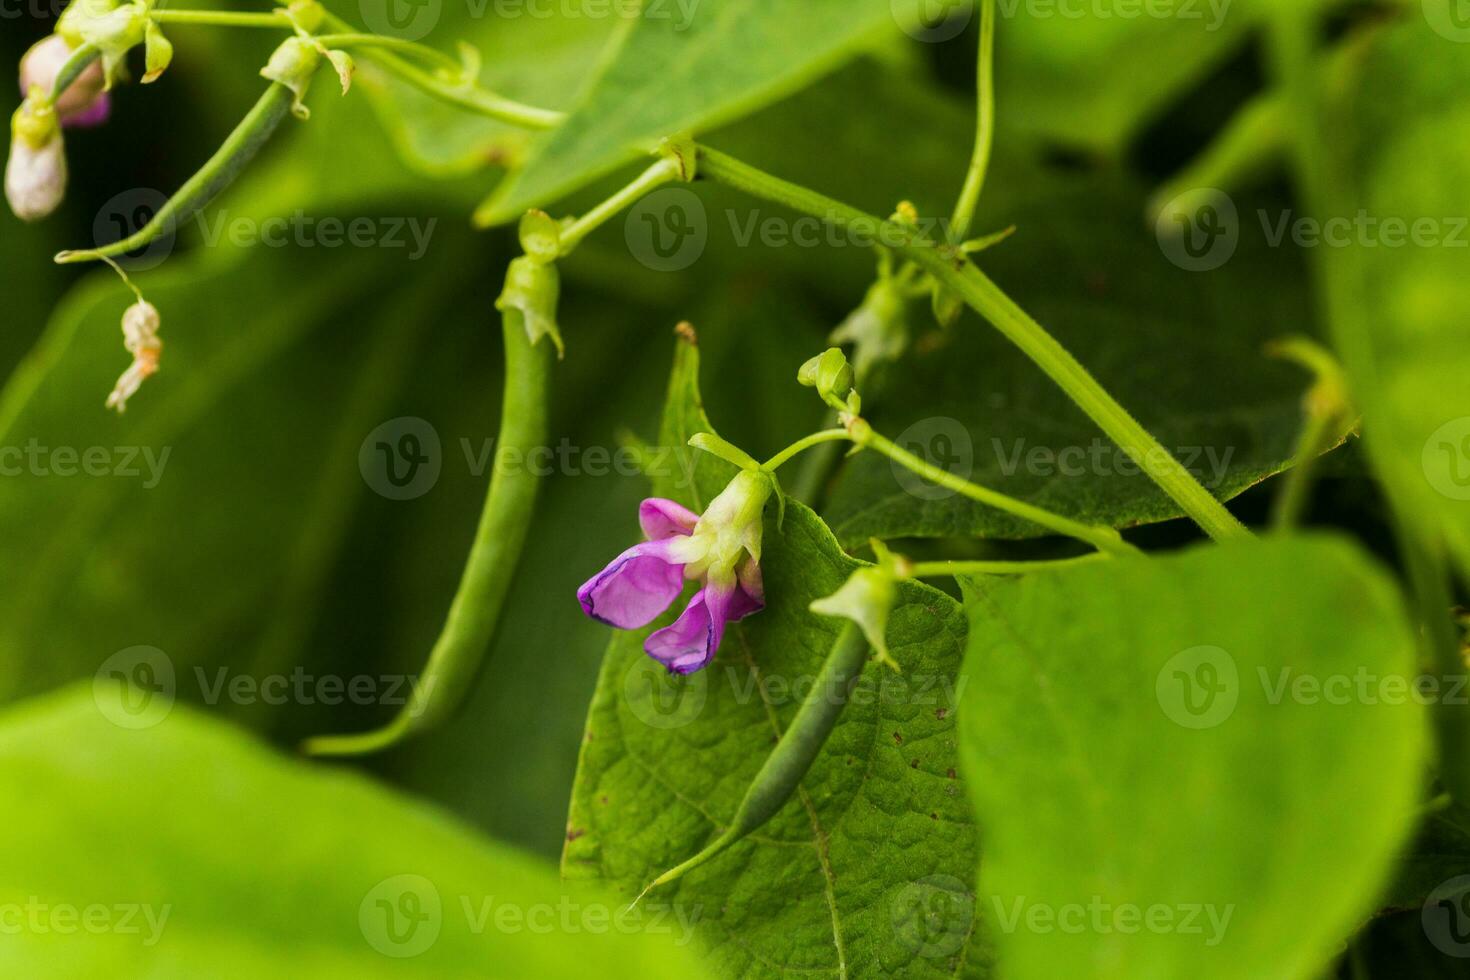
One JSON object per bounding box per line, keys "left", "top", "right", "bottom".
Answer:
{"left": 948, "top": 0, "right": 996, "bottom": 243}
{"left": 55, "top": 82, "right": 297, "bottom": 265}
{"left": 50, "top": 43, "right": 101, "bottom": 105}
{"left": 1271, "top": 411, "right": 1334, "bottom": 530}
{"left": 908, "top": 554, "right": 1111, "bottom": 578}
{"left": 313, "top": 34, "right": 464, "bottom": 77}
{"left": 558, "top": 158, "right": 681, "bottom": 253}
{"left": 788, "top": 411, "right": 846, "bottom": 508}
{"left": 302, "top": 311, "right": 555, "bottom": 757}
{"left": 321, "top": 12, "right": 562, "bottom": 130}
{"left": 148, "top": 9, "right": 290, "bottom": 27}
{"left": 1399, "top": 525, "right": 1470, "bottom": 805}
{"left": 761, "top": 429, "right": 850, "bottom": 472}
{"left": 855, "top": 422, "right": 1138, "bottom": 557}
{"left": 695, "top": 143, "right": 1250, "bottom": 543}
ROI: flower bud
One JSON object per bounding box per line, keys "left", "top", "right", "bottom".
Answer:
{"left": 6, "top": 100, "right": 66, "bottom": 222}
{"left": 798, "top": 347, "right": 855, "bottom": 410}
{"left": 20, "top": 35, "right": 108, "bottom": 125}
{"left": 496, "top": 256, "right": 564, "bottom": 355}
{"left": 518, "top": 209, "right": 562, "bottom": 264}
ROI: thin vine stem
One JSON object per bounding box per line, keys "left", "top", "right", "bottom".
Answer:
{"left": 148, "top": 9, "right": 290, "bottom": 27}
{"left": 762, "top": 429, "right": 850, "bottom": 471}
{"left": 693, "top": 143, "right": 1250, "bottom": 543}
{"left": 320, "top": 11, "right": 563, "bottom": 130}
{"left": 908, "top": 554, "right": 1111, "bottom": 578}
{"left": 948, "top": 0, "right": 996, "bottom": 243}
{"left": 313, "top": 34, "right": 464, "bottom": 77}
{"left": 559, "top": 158, "right": 681, "bottom": 253}
{"left": 852, "top": 421, "right": 1138, "bottom": 557}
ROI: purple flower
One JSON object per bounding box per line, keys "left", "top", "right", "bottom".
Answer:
{"left": 578, "top": 472, "right": 772, "bottom": 674}
{"left": 20, "top": 36, "right": 109, "bottom": 129}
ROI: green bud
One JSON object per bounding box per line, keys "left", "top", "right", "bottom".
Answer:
{"left": 797, "top": 347, "right": 855, "bottom": 411}
{"left": 496, "top": 255, "right": 564, "bottom": 356}
{"left": 142, "top": 21, "right": 172, "bottom": 84}
{"left": 285, "top": 0, "right": 327, "bottom": 32}
{"left": 810, "top": 566, "right": 898, "bottom": 669}
{"left": 261, "top": 37, "right": 322, "bottom": 119}
{"left": 518, "top": 209, "right": 562, "bottom": 265}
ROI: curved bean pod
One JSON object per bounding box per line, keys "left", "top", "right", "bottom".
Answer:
{"left": 302, "top": 306, "right": 554, "bottom": 757}
{"left": 639, "top": 621, "right": 870, "bottom": 898}
{"left": 55, "top": 81, "right": 295, "bottom": 265}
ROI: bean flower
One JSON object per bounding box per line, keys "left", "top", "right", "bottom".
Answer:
{"left": 20, "top": 35, "right": 110, "bottom": 128}
{"left": 578, "top": 470, "right": 771, "bottom": 674}
{"left": 6, "top": 36, "right": 111, "bottom": 223}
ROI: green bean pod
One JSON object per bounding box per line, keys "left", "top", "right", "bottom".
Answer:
{"left": 54, "top": 81, "right": 296, "bottom": 265}
{"left": 302, "top": 306, "right": 554, "bottom": 757}
{"left": 640, "top": 621, "right": 871, "bottom": 897}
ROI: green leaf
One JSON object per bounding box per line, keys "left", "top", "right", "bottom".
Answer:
{"left": 997, "top": 5, "right": 1253, "bottom": 155}
{"left": 480, "top": 0, "right": 918, "bottom": 223}
{"left": 822, "top": 176, "right": 1318, "bottom": 544}
{"left": 956, "top": 536, "right": 1427, "bottom": 980}
{"left": 563, "top": 339, "right": 992, "bottom": 978}
{"left": 0, "top": 685, "right": 713, "bottom": 976}
{"left": 357, "top": 14, "right": 624, "bottom": 176}
{"left": 1318, "top": 22, "right": 1470, "bottom": 580}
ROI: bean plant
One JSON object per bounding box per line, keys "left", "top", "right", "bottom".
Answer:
{"left": 3, "top": 0, "right": 1469, "bottom": 977}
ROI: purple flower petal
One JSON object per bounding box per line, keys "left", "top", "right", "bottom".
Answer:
{"left": 639, "top": 498, "right": 699, "bottom": 540}
{"left": 577, "top": 539, "right": 687, "bottom": 630}
{"left": 645, "top": 580, "right": 750, "bottom": 674}
{"left": 61, "top": 93, "right": 111, "bottom": 129}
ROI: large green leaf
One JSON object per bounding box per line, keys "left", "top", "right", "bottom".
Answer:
{"left": 0, "top": 685, "right": 712, "bottom": 977}
{"left": 479, "top": 0, "right": 927, "bottom": 223}
{"left": 1317, "top": 20, "right": 1470, "bottom": 579}
{"left": 996, "top": 2, "right": 1255, "bottom": 155}
{"left": 822, "top": 176, "right": 1317, "bottom": 544}
{"left": 356, "top": 10, "right": 624, "bottom": 177}
{"left": 957, "top": 537, "right": 1426, "bottom": 980}
{"left": 563, "top": 337, "right": 992, "bottom": 978}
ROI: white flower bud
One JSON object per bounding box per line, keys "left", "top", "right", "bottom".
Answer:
{"left": 20, "top": 35, "right": 106, "bottom": 121}
{"left": 6, "top": 105, "right": 66, "bottom": 222}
